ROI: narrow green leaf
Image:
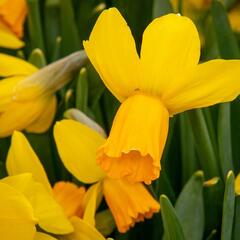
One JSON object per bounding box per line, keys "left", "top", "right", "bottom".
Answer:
{"left": 28, "top": 49, "right": 47, "bottom": 68}
{"left": 153, "top": 170, "right": 176, "bottom": 203}
{"left": 188, "top": 109, "right": 220, "bottom": 178}
{"left": 175, "top": 171, "right": 204, "bottom": 240}
{"left": 233, "top": 195, "right": 240, "bottom": 240}
{"left": 211, "top": 0, "right": 238, "bottom": 179}
{"left": 206, "top": 230, "right": 218, "bottom": 240}
{"left": 211, "top": 0, "right": 240, "bottom": 59}
{"left": 76, "top": 68, "right": 88, "bottom": 114}
{"left": 218, "top": 103, "right": 234, "bottom": 178}
{"left": 52, "top": 36, "right": 62, "bottom": 61}
{"left": 221, "top": 171, "right": 235, "bottom": 240}
{"left": 152, "top": 0, "right": 173, "bottom": 18}
{"left": 27, "top": 0, "right": 45, "bottom": 51}
{"left": 59, "top": 0, "right": 81, "bottom": 56}
{"left": 204, "top": 177, "right": 224, "bottom": 235}
{"left": 44, "top": 0, "right": 61, "bottom": 60}
{"left": 160, "top": 195, "right": 185, "bottom": 240}
{"left": 179, "top": 113, "right": 199, "bottom": 184}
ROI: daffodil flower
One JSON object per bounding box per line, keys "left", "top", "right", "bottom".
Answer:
{"left": 0, "top": 51, "right": 87, "bottom": 137}
{"left": 54, "top": 119, "right": 160, "bottom": 233}
{"left": 5, "top": 130, "right": 105, "bottom": 240}
{"left": 0, "top": 0, "right": 27, "bottom": 48}
{"left": 83, "top": 8, "right": 240, "bottom": 184}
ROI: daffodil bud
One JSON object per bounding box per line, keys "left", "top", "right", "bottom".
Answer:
{"left": 13, "top": 50, "right": 88, "bottom": 101}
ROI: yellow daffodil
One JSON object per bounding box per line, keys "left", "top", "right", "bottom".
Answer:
{"left": 0, "top": 51, "right": 87, "bottom": 137}
{"left": 0, "top": 0, "right": 27, "bottom": 48}
{"left": 83, "top": 8, "right": 240, "bottom": 184}
{"left": 6, "top": 130, "right": 105, "bottom": 240}
{"left": 54, "top": 119, "right": 160, "bottom": 233}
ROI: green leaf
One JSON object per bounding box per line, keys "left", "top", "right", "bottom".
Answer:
{"left": 28, "top": 49, "right": 47, "bottom": 68}
{"left": 211, "top": 0, "right": 238, "bottom": 179}
{"left": 59, "top": 0, "right": 81, "bottom": 56}
{"left": 175, "top": 171, "right": 204, "bottom": 240}
{"left": 76, "top": 68, "right": 88, "bottom": 114}
{"left": 188, "top": 109, "right": 220, "bottom": 178}
{"left": 218, "top": 103, "right": 234, "bottom": 178}
{"left": 44, "top": 0, "right": 61, "bottom": 60}
{"left": 179, "top": 113, "right": 199, "bottom": 185}
{"left": 160, "top": 195, "right": 185, "bottom": 240}
{"left": 221, "top": 171, "right": 235, "bottom": 240}
{"left": 233, "top": 195, "right": 240, "bottom": 240}
{"left": 206, "top": 230, "right": 218, "bottom": 240}
{"left": 27, "top": 0, "right": 45, "bottom": 52}
{"left": 211, "top": 0, "right": 240, "bottom": 59}
{"left": 204, "top": 177, "right": 224, "bottom": 235}
{"left": 152, "top": 0, "right": 173, "bottom": 18}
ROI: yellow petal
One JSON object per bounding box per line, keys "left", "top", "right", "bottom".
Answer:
{"left": 0, "top": 182, "right": 36, "bottom": 240}
{"left": 235, "top": 173, "right": 240, "bottom": 195}
{"left": 0, "top": 53, "right": 37, "bottom": 77}
{"left": 0, "top": 76, "right": 24, "bottom": 111}
{"left": 59, "top": 217, "right": 106, "bottom": 240}
{"left": 103, "top": 178, "right": 160, "bottom": 233}
{"left": 83, "top": 7, "right": 140, "bottom": 102}
{"left": 164, "top": 60, "right": 240, "bottom": 115}
{"left": 83, "top": 182, "right": 103, "bottom": 226}
{"left": 54, "top": 120, "right": 106, "bottom": 183}
{"left": 26, "top": 95, "right": 57, "bottom": 133}
{"left": 53, "top": 181, "right": 86, "bottom": 218}
{"left": 6, "top": 131, "right": 52, "bottom": 192}
{"left": 35, "top": 232, "right": 58, "bottom": 240}
{"left": 0, "top": 20, "right": 24, "bottom": 49}
{"left": 97, "top": 93, "right": 169, "bottom": 184}
{"left": 140, "top": 14, "right": 200, "bottom": 96}
{"left": 2, "top": 174, "right": 74, "bottom": 235}
{"left": 0, "top": 97, "right": 49, "bottom": 137}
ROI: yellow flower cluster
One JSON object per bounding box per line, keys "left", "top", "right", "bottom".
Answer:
{"left": 1, "top": 1, "right": 240, "bottom": 239}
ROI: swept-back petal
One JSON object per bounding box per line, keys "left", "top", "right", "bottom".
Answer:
{"left": 140, "top": 14, "right": 200, "bottom": 97}
{"left": 0, "top": 182, "right": 36, "bottom": 240}
{"left": 59, "top": 216, "right": 106, "bottom": 240}
{"left": 6, "top": 131, "right": 52, "bottom": 192}
{"left": 164, "top": 59, "right": 240, "bottom": 115}
{"left": 54, "top": 120, "right": 106, "bottom": 183}
{"left": 83, "top": 7, "right": 140, "bottom": 102}
{"left": 83, "top": 182, "right": 103, "bottom": 226}
{"left": 0, "top": 53, "right": 37, "bottom": 77}
{"left": 26, "top": 95, "right": 57, "bottom": 133}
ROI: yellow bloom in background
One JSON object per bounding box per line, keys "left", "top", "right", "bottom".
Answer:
{"left": 0, "top": 0, "right": 27, "bottom": 48}
{"left": 228, "top": 2, "right": 240, "bottom": 33}
{"left": 54, "top": 119, "right": 160, "bottom": 233}
{"left": 6, "top": 130, "right": 105, "bottom": 240}
{"left": 0, "top": 51, "right": 87, "bottom": 137}
{"left": 84, "top": 8, "right": 240, "bottom": 184}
